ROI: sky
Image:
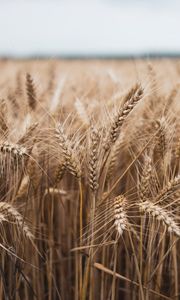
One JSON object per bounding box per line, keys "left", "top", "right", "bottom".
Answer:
{"left": 0, "top": 0, "right": 180, "bottom": 57}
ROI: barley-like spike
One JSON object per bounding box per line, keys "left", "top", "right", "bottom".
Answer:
{"left": 89, "top": 126, "right": 100, "bottom": 192}
{"left": 105, "top": 84, "right": 143, "bottom": 151}
{"left": 0, "top": 202, "right": 33, "bottom": 240}
{"left": 155, "top": 175, "right": 180, "bottom": 202}
{"left": 106, "top": 133, "right": 124, "bottom": 179}
{"left": 0, "top": 98, "right": 8, "bottom": 133}
{"left": 55, "top": 125, "right": 81, "bottom": 178}
{"left": 139, "top": 155, "right": 152, "bottom": 201}
{"left": 139, "top": 200, "right": 180, "bottom": 237}
{"left": 26, "top": 73, "right": 37, "bottom": 111}
{"left": 154, "top": 118, "right": 167, "bottom": 158}
{"left": 55, "top": 163, "right": 66, "bottom": 184}
{"left": 0, "top": 141, "right": 28, "bottom": 157}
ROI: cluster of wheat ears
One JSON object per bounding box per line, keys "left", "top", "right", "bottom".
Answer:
{"left": 0, "top": 59, "right": 180, "bottom": 299}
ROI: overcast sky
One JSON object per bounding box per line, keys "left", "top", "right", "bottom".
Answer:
{"left": 0, "top": 0, "right": 180, "bottom": 57}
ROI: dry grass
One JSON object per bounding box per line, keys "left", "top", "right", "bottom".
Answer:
{"left": 0, "top": 58, "right": 180, "bottom": 299}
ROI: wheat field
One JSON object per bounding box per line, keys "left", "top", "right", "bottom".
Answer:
{"left": 0, "top": 58, "right": 180, "bottom": 299}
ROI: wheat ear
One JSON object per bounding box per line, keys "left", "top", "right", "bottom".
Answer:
{"left": 55, "top": 163, "right": 66, "bottom": 184}
{"left": 105, "top": 84, "right": 143, "bottom": 151}
{"left": 89, "top": 126, "right": 100, "bottom": 192}
{"left": 0, "top": 98, "right": 8, "bottom": 133}
{"left": 55, "top": 125, "right": 81, "bottom": 178}
{"left": 139, "top": 200, "right": 180, "bottom": 237}
{"left": 154, "top": 118, "right": 167, "bottom": 158}
{"left": 139, "top": 155, "right": 152, "bottom": 201}
{"left": 155, "top": 175, "right": 180, "bottom": 203}
{"left": 0, "top": 202, "right": 33, "bottom": 240}
{"left": 26, "top": 73, "right": 37, "bottom": 111}
{"left": 0, "top": 141, "right": 27, "bottom": 157}
{"left": 106, "top": 133, "right": 124, "bottom": 180}
{"left": 114, "top": 195, "right": 128, "bottom": 236}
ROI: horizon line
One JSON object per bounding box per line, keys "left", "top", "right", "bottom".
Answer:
{"left": 1, "top": 52, "right": 180, "bottom": 60}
